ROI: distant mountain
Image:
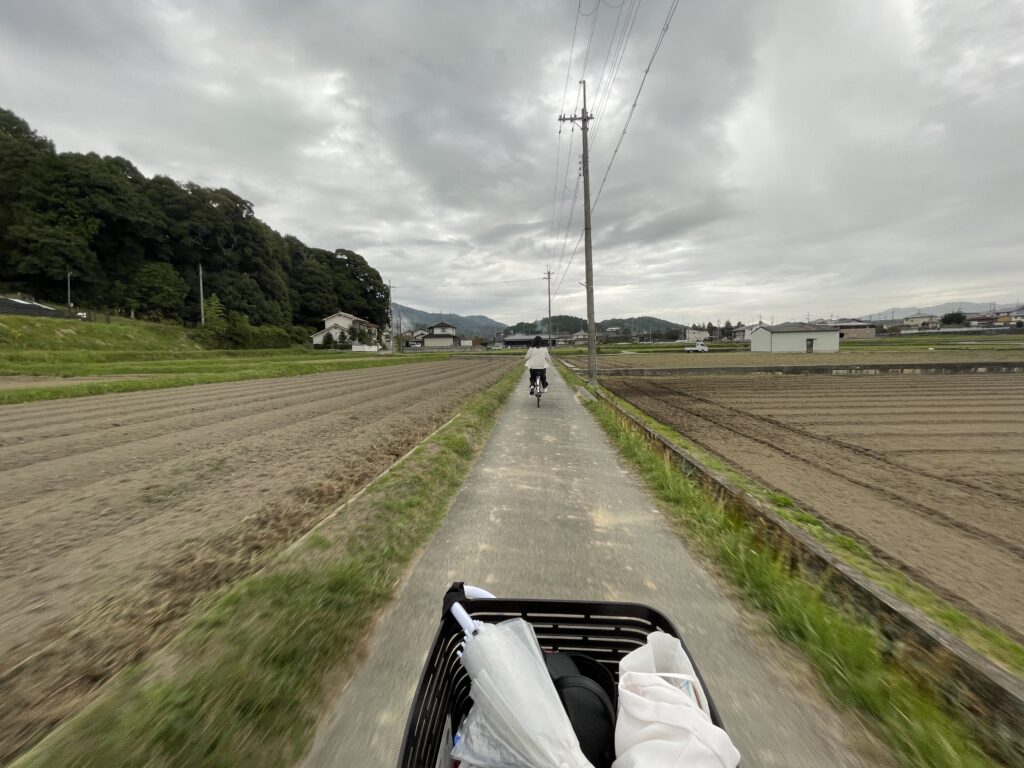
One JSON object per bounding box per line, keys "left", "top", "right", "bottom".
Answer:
{"left": 598, "top": 316, "right": 684, "bottom": 332}
{"left": 506, "top": 314, "right": 684, "bottom": 335}
{"left": 392, "top": 303, "right": 505, "bottom": 339}
{"left": 862, "top": 300, "right": 1020, "bottom": 321}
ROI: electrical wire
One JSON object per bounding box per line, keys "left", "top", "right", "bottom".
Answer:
{"left": 591, "top": 0, "right": 642, "bottom": 148}
{"left": 593, "top": 0, "right": 680, "bottom": 213}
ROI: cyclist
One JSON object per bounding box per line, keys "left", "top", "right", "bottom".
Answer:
{"left": 524, "top": 335, "right": 553, "bottom": 394}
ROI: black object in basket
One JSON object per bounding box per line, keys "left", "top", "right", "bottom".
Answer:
{"left": 397, "top": 582, "right": 725, "bottom": 768}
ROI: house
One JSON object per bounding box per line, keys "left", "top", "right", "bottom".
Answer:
{"left": 732, "top": 322, "right": 767, "bottom": 343}
{"left": 749, "top": 323, "right": 839, "bottom": 353}
{"left": 684, "top": 328, "right": 710, "bottom": 342}
{"left": 310, "top": 311, "right": 379, "bottom": 349}
{"left": 903, "top": 314, "right": 939, "bottom": 329}
{"left": 422, "top": 321, "right": 462, "bottom": 348}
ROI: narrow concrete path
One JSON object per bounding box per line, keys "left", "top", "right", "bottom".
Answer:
{"left": 300, "top": 368, "right": 894, "bottom": 767}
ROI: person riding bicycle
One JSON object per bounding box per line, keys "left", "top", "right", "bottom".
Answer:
{"left": 524, "top": 335, "right": 553, "bottom": 393}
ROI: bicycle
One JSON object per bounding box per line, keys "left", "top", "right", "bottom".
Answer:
{"left": 529, "top": 370, "right": 544, "bottom": 407}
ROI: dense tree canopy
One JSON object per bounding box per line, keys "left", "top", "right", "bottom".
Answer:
{"left": 0, "top": 108, "right": 389, "bottom": 330}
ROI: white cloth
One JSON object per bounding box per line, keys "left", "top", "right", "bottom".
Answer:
{"left": 523, "top": 346, "right": 553, "bottom": 369}
{"left": 613, "top": 632, "right": 740, "bottom": 768}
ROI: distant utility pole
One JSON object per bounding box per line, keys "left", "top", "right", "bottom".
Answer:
{"left": 199, "top": 262, "right": 205, "bottom": 326}
{"left": 544, "top": 269, "right": 553, "bottom": 347}
{"left": 559, "top": 79, "right": 596, "bottom": 383}
{"left": 66, "top": 270, "right": 72, "bottom": 317}
{"left": 389, "top": 282, "right": 402, "bottom": 353}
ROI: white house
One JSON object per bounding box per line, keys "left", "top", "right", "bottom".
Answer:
{"left": 311, "top": 310, "right": 379, "bottom": 349}
{"left": 750, "top": 323, "right": 839, "bottom": 353}
{"left": 732, "top": 322, "right": 767, "bottom": 342}
{"left": 422, "top": 321, "right": 462, "bottom": 348}
{"left": 685, "top": 328, "right": 710, "bottom": 342}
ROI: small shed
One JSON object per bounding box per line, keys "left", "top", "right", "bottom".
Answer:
{"left": 750, "top": 323, "right": 839, "bottom": 353}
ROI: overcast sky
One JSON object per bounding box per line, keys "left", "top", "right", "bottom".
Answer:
{"left": 2, "top": 0, "right": 1022, "bottom": 324}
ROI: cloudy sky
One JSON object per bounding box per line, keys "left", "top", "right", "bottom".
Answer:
{"left": 2, "top": 0, "right": 1022, "bottom": 324}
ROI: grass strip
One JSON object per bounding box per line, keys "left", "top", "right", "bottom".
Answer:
{"left": 559, "top": 365, "right": 1000, "bottom": 768}
{"left": 585, "top": 373, "right": 1024, "bottom": 676}
{"left": 0, "top": 353, "right": 452, "bottom": 405}
{"left": 12, "top": 365, "right": 520, "bottom": 768}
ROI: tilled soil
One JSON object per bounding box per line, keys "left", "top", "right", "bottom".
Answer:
{"left": 572, "top": 349, "right": 1024, "bottom": 370}
{"left": 0, "top": 358, "right": 513, "bottom": 762}
{"left": 604, "top": 373, "right": 1024, "bottom": 638}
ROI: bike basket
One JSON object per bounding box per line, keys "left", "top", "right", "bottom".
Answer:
{"left": 397, "top": 582, "right": 725, "bottom": 767}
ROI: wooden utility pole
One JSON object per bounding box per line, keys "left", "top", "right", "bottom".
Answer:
{"left": 544, "top": 269, "right": 553, "bottom": 347}
{"left": 199, "top": 262, "right": 205, "bottom": 326}
{"left": 66, "top": 270, "right": 72, "bottom": 317}
{"left": 559, "top": 80, "right": 597, "bottom": 383}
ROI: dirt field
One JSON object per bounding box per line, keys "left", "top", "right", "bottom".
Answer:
{"left": 604, "top": 373, "right": 1024, "bottom": 638}
{"left": 570, "top": 349, "right": 1024, "bottom": 370}
{"left": 0, "top": 357, "right": 513, "bottom": 761}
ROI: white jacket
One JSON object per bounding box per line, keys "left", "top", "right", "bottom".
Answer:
{"left": 523, "top": 346, "right": 553, "bottom": 369}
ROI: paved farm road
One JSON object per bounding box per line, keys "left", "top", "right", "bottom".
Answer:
{"left": 301, "top": 367, "right": 896, "bottom": 768}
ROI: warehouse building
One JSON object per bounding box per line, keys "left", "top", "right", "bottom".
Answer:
{"left": 750, "top": 323, "right": 840, "bottom": 353}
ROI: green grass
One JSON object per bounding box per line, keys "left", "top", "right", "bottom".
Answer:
{"left": 563, "top": 365, "right": 999, "bottom": 768}
{"left": 577, "top": 371, "right": 1024, "bottom": 677}
{"left": 0, "top": 314, "right": 202, "bottom": 351}
{"left": 12, "top": 365, "right": 521, "bottom": 768}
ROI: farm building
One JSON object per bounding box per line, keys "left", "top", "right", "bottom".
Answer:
{"left": 750, "top": 323, "right": 839, "bottom": 353}
{"left": 833, "top": 318, "right": 875, "bottom": 339}
{"left": 422, "top": 322, "right": 462, "bottom": 348}
{"left": 684, "top": 328, "right": 710, "bottom": 342}
{"left": 310, "top": 311, "right": 379, "bottom": 348}
{"left": 502, "top": 332, "right": 575, "bottom": 348}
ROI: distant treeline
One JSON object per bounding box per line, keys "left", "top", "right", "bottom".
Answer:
{"left": 0, "top": 108, "right": 388, "bottom": 343}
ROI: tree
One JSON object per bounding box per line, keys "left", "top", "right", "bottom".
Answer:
{"left": 941, "top": 311, "right": 966, "bottom": 325}
{"left": 131, "top": 262, "right": 188, "bottom": 320}
{"left": 321, "top": 331, "right": 334, "bottom": 348}
{"left": 0, "top": 109, "right": 391, "bottom": 332}
{"left": 203, "top": 292, "right": 226, "bottom": 332}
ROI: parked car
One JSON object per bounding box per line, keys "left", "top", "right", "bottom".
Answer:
{"left": 684, "top": 341, "right": 709, "bottom": 353}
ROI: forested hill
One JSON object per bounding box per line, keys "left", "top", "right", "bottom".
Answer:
{"left": 0, "top": 108, "right": 388, "bottom": 331}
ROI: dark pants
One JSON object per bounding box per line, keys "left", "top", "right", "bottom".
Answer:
{"left": 529, "top": 369, "right": 548, "bottom": 389}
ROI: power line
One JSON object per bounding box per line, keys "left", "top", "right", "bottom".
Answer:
{"left": 590, "top": 0, "right": 642, "bottom": 147}
{"left": 593, "top": 0, "right": 680, "bottom": 213}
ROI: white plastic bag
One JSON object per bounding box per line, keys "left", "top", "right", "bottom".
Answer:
{"left": 613, "top": 632, "right": 740, "bottom": 768}
{"left": 451, "top": 618, "right": 593, "bottom": 768}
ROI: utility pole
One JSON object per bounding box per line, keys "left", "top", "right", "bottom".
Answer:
{"left": 199, "top": 262, "right": 205, "bottom": 326}
{"left": 66, "top": 270, "right": 72, "bottom": 318}
{"left": 559, "top": 80, "right": 596, "bottom": 383}
{"left": 389, "top": 281, "right": 400, "bottom": 353}
{"left": 544, "top": 269, "right": 553, "bottom": 347}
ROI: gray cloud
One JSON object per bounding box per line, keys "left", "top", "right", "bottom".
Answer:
{"left": 1, "top": 0, "right": 1021, "bottom": 325}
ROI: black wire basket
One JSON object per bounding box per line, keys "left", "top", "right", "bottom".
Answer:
{"left": 397, "top": 582, "right": 726, "bottom": 767}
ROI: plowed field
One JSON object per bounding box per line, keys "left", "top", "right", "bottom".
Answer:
{"left": 604, "top": 373, "right": 1024, "bottom": 636}
{"left": 0, "top": 357, "right": 513, "bottom": 761}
